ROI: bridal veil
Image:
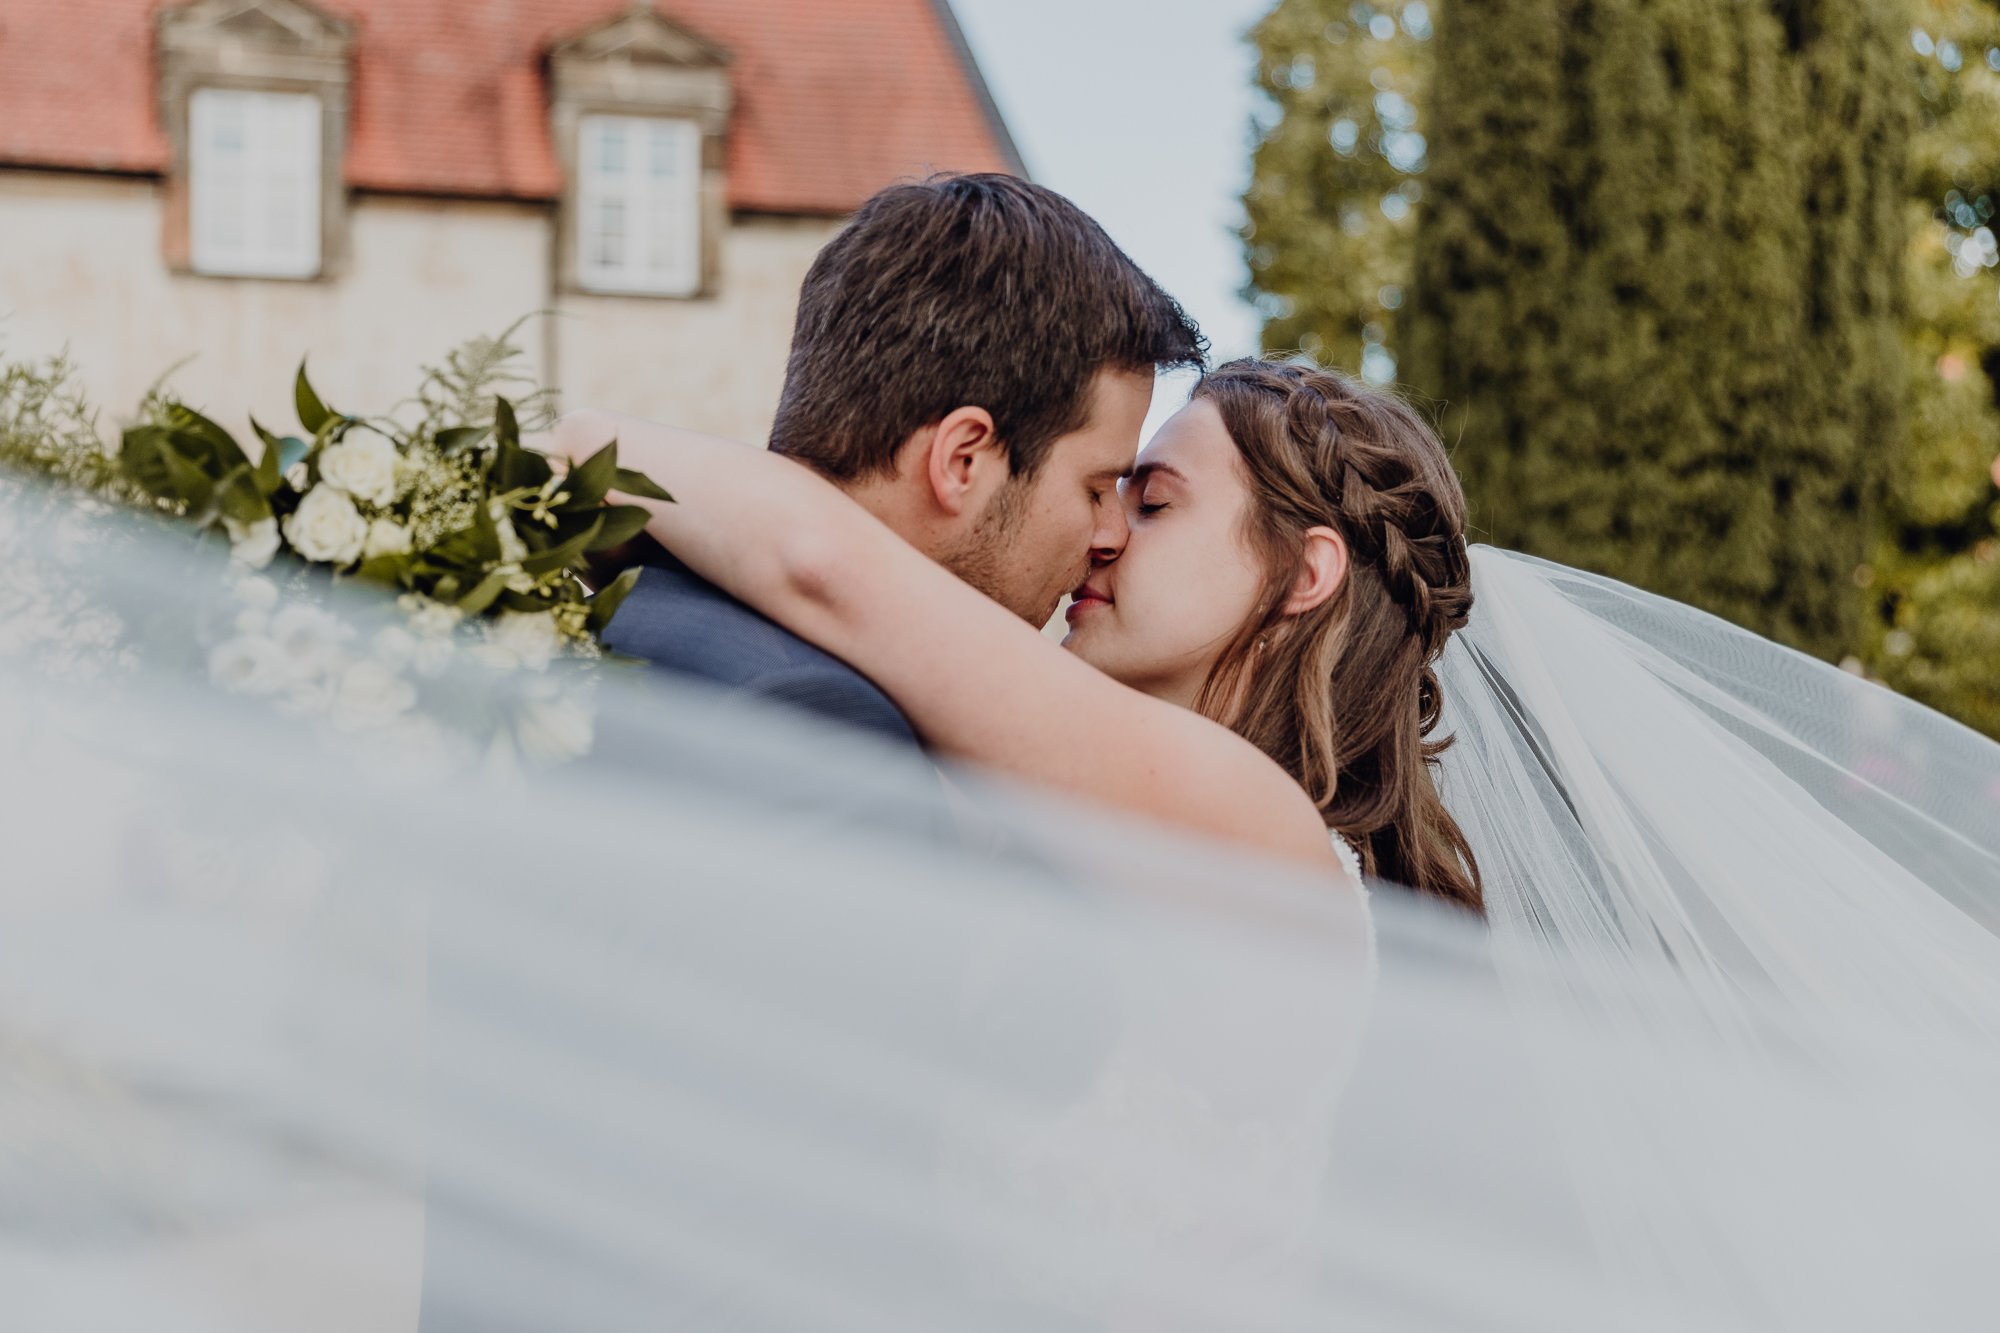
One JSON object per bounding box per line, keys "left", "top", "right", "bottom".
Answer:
{"left": 2, "top": 480, "right": 1996, "bottom": 1330}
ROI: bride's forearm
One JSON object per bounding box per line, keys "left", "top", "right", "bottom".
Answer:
{"left": 550, "top": 410, "right": 882, "bottom": 653}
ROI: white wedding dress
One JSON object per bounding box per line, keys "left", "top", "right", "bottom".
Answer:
{"left": 2, "top": 478, "right": 1997, "bottom": 1331}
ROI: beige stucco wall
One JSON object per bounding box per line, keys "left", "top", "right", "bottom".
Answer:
{"left": 553, "top": 213, "right": 839, "bottom": 443}
{"left": 0, "top": 170, "right": 838, "bottom": 445}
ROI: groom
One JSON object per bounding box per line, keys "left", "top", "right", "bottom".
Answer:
{"left": 599, "top": 172, "right": 1206, "bottom": 746}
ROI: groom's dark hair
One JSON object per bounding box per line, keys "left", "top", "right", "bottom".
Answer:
{"left": 768, "top": 173, "right": 1206, "bottom": 481}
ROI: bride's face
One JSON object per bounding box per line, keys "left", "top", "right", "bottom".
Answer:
{"left": 1061, "top": 398, "right": 1268, "bottom": 708}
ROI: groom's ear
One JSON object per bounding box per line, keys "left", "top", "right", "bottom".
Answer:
{"left": 1284, "top": 526, "right": 1349, "bottom": 617}
{"left": 917, "top": 405, "right": 1006, "bottom": 517}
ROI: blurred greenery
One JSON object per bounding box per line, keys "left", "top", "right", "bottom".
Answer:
{"left": 1871, "top": 0, "right": 2000, "bottom": 736}
{"left": 1247, "top": 0, "right": 1998, "bottom": 736}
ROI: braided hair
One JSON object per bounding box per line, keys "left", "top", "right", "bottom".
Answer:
{"left": 1189, "top": 359, "right": 1481, "bottom": 912}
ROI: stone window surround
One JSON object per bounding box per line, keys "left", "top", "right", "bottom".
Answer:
{"left": 549, "top": 15, "right": 732, "bottom": 302}
{"left": 156, "top": 0, "right": 354, "bottom": 281}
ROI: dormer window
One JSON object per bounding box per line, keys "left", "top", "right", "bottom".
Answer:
{"left": 156, "top": 0, "right": 353, "bottom": 281}
{"left": 549, "top": 7, "right": 731, "bottom": 300}
{"left": 576, "top": 114, "right": 703, "bottom": 296}
{"left": 189, "top": 88, "right": 323, "bottom": 278}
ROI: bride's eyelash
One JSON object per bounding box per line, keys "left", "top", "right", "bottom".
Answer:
{"left": 1136, "top": 502, "right": 1167, "bottom": 516}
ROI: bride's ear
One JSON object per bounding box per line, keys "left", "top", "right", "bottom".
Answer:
{"left": 1283, "top": 526, "right": 1348, "bottom": 617}
{"left": 921, "top": 406, "right": 1003, "bottom": 517}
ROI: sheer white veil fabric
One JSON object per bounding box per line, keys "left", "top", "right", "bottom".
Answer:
{"left": 1432, "top": 546, "right": 2000, "bottom": 1323}
{"left": 2, "top": 483, "right": 1997, "bottom": 1331}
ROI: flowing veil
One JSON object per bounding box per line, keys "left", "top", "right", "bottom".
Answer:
{"left": 3, "top": 479, "right": 1998, "bottom": 1331}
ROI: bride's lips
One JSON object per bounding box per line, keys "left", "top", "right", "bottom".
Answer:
{"left": 1064, "top": 580, "right": 1112, "bottom": 625}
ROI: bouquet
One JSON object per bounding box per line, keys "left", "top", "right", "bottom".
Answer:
{"left": 0, "top": 323, "right": 666, "bottom": 764}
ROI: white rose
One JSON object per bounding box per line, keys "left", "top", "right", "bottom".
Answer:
{"left": 284, "top": 461, "right": 310, "bottom": 491}
{"left": 282, "top": 486, "right": 369, "bottom": 567}
{"left": 224, "top": 516, "right": 281, "bottom": 569}
{"left": 488, "top": 609, "right": 561, "bottom": 672}
{"left": 364, "top": 517, "right": 413, "bottom": 560}
{"left": 207, "top": 635, "right": 288, "bottom": 695}
{"left": 515, "top": 697, "right": 594, "bottom": 763}
{"left": 317, "top": 433, "right": 401, "bottom": 507}
{"left": 331, "top": 659, "right": 418, "bottom": 731}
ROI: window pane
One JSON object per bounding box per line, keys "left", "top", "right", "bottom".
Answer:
{"left": 576, "top": 116, "right": 700, "bottom": 294}
{"left": 189, "top": 87, "right": 320, "bottom": 278}
{"left": 648, "top": 123, "right": 679, "bottom": 180}
{"left": 593, "top": 120, "right": 626, "bottom": 176}
{"left": 592, "top": 200, "right": 626, "bottom": 268}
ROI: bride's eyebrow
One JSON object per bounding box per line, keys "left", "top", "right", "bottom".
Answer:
{"left": 1129, "top": 461, "right": 1190, "bottom": 487}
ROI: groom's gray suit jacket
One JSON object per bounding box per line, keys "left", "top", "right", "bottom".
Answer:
{"left": 602, "top": 545, "right": 920, "bottom": 748}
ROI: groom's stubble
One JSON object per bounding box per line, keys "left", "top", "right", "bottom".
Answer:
{"left": 934, "top": 474, "right": 1060, "bottom": 624}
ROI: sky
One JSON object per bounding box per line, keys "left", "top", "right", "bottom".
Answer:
{"left": 948, "top": 0, "right": 1277, "bottom": 436}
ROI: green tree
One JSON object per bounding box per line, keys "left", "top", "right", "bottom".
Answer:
{"left": 1243, "top": 1, "right": 1432, "bottom": 380}
{"left": 1386, "top": 0, "right": 1911, "bottom": 662}
{"left": 1866, "top": 1, "right": 2000, "bottom": 735}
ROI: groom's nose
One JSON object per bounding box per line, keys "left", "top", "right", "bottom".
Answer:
{"left": 1089, "top": 493, "right": 1131, "bottom": 561}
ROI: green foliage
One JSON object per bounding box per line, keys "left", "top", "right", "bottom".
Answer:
{"left": 1245, "top": 1, "right": 1433, "bottom": 378}
{"left": 0, "top": 325, "right": 671, "bottom": 646}
{"left": 1248, "top": 0, "right": 1998, "bottom": 732}
{"left": 1374, "top": 0, "right": 1911, "bottom": 663}
{"left": 1866, "top": 0, "right": 2000, "bottom": 735}
{"left": 0, "top": 352, "right": 144, "bottom": 505}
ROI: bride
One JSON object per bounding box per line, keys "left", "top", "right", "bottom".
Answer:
{"left": 555, "top": 357, "right": 1483, "bottom": 908}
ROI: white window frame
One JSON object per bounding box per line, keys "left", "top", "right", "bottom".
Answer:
{"left": 188, "top": 87, "right": 323, "bottom": 280}
{"left": 575, "top": 114, "right": 702, "bottom": 297}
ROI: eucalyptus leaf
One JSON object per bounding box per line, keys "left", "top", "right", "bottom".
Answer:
{"left": 455, "top": 568, "right": 512, "bottom": 616}
{"left": 493, "top": 395, "right": 520, "bottom": 446}
{"left": 498, "top": 590, "right": 549, "bottom": 614}
{"left": 249, "top": 417, "right": 284, "bottom": 495}
{"left": 277, "top": 435, "right": 311, "bottom": 475}
{"left": 162, "top": 404, "right": 253, "bottom": 475}
{"left": 354, "top": 553, "right": 412, "bottom": 587}
{"left": 520, "top": 514, "right": 603, "bottom": 577}
{"left": 437, "top": 425, "right": 492, "bottom": 454}
{"left": 611, "top": 466, "right": 675, "bottom": 503}
{"left": 584, "top": 565, "right": 643, "bottom": 636}
{"left": 214, "top": 462, "right": 271, "bottom": 528}
{"left": 295, "top": 361, "right": 334, "bottom": 434}
{"left": 585, "top": 504, "right": 653, "bottom": 552}
{"left": 563, "top": 440, "right": 619, "bottom": 508}
{"left": 157, "top": 442, "right": 216, "bottom": 514}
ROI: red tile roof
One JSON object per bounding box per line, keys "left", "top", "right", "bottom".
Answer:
{"left": 0, "top": 0, "right": 1021, "bottom": 214}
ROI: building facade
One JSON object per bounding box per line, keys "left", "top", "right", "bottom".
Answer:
{"left": 0, "top": 0, "right": 1020, "bottom": 441}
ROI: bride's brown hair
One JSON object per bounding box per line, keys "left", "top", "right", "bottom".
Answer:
{"left": 1190, "top": 359, "right": 1482, "bottom": 912}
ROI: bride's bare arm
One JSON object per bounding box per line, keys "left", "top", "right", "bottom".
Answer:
{"left": 554, "top": 410, "right": 1345, "bottom": 875}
